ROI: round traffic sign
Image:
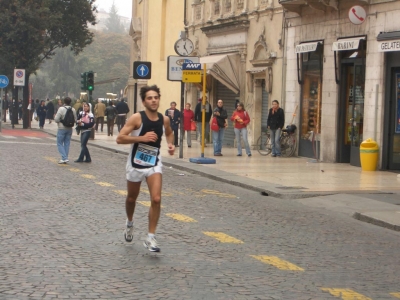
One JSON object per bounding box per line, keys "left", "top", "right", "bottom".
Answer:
{"left": 136, "top": 64, "right": 149, "bottom": 77}
{"left": 0, "top": 75, "right": 9, "bottom": 88}
{"left": 16, "top": 70, "right": 24, "bottom": 78}
{"left": 349, "top": 6, "right": 366, "bottom": 25}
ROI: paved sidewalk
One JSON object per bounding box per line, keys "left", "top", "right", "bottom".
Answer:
{"left": 2, "top": 120, "right": 400, "bottom": 232}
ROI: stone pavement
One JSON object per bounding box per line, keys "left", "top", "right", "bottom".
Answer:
{"left": 1, "top": 130, "right": 400, "bottom": 299}
{"left": 2, "top": 120, "right": 400, "bottom": 232}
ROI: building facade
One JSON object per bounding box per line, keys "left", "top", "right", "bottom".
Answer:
{"left": 281, "top": 0, "right": 400, "bottom": 170}
{"left": 185, "top": 0, "right": 284, "bottom": 147}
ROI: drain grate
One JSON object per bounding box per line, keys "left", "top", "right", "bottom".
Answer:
{"left": 275, "top": 186, "right": 308, "bottom": 190}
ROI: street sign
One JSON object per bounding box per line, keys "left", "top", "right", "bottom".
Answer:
{"left": 167, "top": 56, "right": 200, "bottom": 81}
{"left": 13, "top": 69, "right": 26, "bottom": 86}
{"left": 349, "top": 6, "right": 366, "bottom": 25}
{"left": 182, "top": 63, "right": 201, "bottom": 70}
{"left": 0, "top": 75, "right": 9, "bottom": 88}
{"left": 182, "top": 70, "right": 202, "bottom": 83}
{"left": 133, "top": 61, "right": 151, "bottom": 79}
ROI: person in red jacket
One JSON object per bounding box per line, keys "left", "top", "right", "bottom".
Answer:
{"left": 230, "top": 102, "right": 252, "bottom": 157}
{"left": 183, "top": 103, "right": 195, "bottom": 147}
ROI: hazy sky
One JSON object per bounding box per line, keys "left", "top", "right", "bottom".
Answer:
{"left": 95, "top": 0, "right": 132, "bottom": 19}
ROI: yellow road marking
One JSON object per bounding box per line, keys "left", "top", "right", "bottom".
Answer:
{"left": 44, "top": 156, "right": 58, "bottom": 163}
{"left": 140, "top": 188, "right": 173, "bottom": 197}
{"left": 137, "top": 201, "right": 163, "bottom": 208}
{"left": 95, "top": 182, "right": 115, "bottom": 187}
{"left": 391, "top": 293, "right": 400, "bottom": 298}
{"left": 166, "top": 213, "right": 197, "bottom": 222}
{"left": 250, "top": 255, "right": 304, "bottom": 271}
{"left": 113, "top": 190, "right": 127, "bottom": 196}
{"left": 69, "top": 168, "right": 81, "bottom": 172}
{"left": 81, "top": 174, "right": 96, "bottom": 179}
{"left": 321, "top": 288, "right": 372, "bottom": 300}
{"left": 203, "top": 232, "right": 243, "bottom": 243}
{"left": 201, "top": 189, "right": 236, "bottom": 198}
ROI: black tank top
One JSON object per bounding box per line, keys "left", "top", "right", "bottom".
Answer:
{"left": 130, "top": 111, "right": 164, "bottom": 169}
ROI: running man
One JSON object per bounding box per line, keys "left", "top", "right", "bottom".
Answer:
{"left": 116, "top": 85, "right": 175, "bottom": 252}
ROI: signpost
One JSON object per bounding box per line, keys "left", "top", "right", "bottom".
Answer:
{"left": 0, "top": 75, "right": 10, "bottom": 132}
{"left": 133, "top": 61, "right": 152, "bottom": 113}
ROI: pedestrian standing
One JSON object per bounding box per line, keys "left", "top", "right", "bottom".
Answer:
{"left": 46, "top": 99, "right": 55, "bottom": 124}
{"left": 73, "top": 99, "right": 82, "bottom": 118}
{"left": 194, "top": 96, "right": 212, "bottom": 144}
{"left": 94, "top": 98, "right": 106, "bottom": 132}
{"left": 75, "top": 103, "right": 95, "bottom": 163}
{"left": 116, "top": 98, "right": 130, "bottom": 132}
{"left": 182, "top": 103, "right": 194, "bottom": 147}
{"left": 2, "top": 96, "right": 8, "bottom": 122}
{"left": 212, "top": 99, "right": 228, "bottom": 156}
{"left": 54, "top": 97, "right": 77, "bottom": 164}
{"left": 231, "top": 102, "right": 252, "bottom": 157}
{"left": 116, "top": 85, "right": 175, "bottom": 252}
{"left": 165, "top": 101, "right": 181, "bottom": 147}
{"left": 36, "top": 100, "right": 47, "bottom": 129}
{"left": 267, "top": 100, "right": 285, "bottom": 157}
{"left": 105, "top": 100, "right": 118, "bottom": 136}
{"left": 55, "top": 99, "right": 63, "bottom": 113}
{"left": 18, "top": 99, "right": 23, "bottom": 120}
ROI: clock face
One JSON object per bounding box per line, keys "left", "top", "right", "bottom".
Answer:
{"left": 174, "top": 38, "right": 194, "bottom": 56}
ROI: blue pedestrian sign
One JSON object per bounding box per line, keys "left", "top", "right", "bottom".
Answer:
{"left": 133, "top": 61, "right": 152, "bottom": 79}
{"left": 0, "top": 75, "right": 9, "bottom": 88}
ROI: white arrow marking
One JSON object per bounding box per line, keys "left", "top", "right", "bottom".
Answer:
{"left": 140, "top": 66, "right": 146, "bottom": 76}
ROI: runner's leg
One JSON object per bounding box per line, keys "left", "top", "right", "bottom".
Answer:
{"left": 146, "top": 173, "right": 162, "bottom": 234}
{"left": 126, "top": 181, "right": 141, "bottom": 222}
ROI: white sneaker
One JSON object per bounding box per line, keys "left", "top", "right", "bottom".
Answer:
{"left": 58, "top": 160, "right": 66, "bottom": 164}
{"left": 64, "top": 159, "right": 69, "bottom": 163}
{"left": 144, "top": 236, "right": 160, "bottom": 252}
{"left": 124, "top": 225, "right": 133, "bottom": 243}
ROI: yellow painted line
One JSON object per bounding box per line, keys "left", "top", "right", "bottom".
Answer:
{"left": 95, "top": 182, "right": 115, "bottom": 187}
{"left": 44, "top": 156, "right": 58, "bottom": 163}
{"left": 321, "top": 288, "right": 372, "bottom": 300}
{"left": 166, "top": 213, "right": 197, "bottom": 222}
{"left": 81, "top": 174, "right": 96, "bottom": 179}
{"left": 391, "top": 292, "right": 400, "bottom": 298}
{"left": 113, "top": 190, "right": 127, "bottom": 196}
{"left": 203, "top": 232, "right": 243, "bottom": 243}
{"left": 201, "top": 189, "right": 236, "bottom": 198}
{"left": 250, "top": 255, "right": 304, "bottom": 271}
{"left": 69, "top": 168, "right": 81, "bottom": 172}
{"left": 138, "top": 201, "right": 163, "bottom": 208}
{"left": 140, "top": 188, "right": 173, "bottom": 197}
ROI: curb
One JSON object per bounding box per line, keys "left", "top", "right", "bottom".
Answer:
{"left": 353, "top": 212, "right": 400, "bottom": 232}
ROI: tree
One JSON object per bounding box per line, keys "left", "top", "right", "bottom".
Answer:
{"left": 105, "top": 2, "right": 125, "bottom": 34}
{"left": 0, "top": 0, "right": 97, "bottom": 128}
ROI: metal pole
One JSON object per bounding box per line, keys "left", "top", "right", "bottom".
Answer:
{"left": 179, "top": 81, "right": 184, "bottom": 159}
{"left": 0, "top": 88, "right": 3, "bottom": 132}
{"left": 201, "top": 64, "right": 207, "bottom": 157}
{"left": 374, "top": 84, "right": 379, "bottom": 142}
{"left": 134, "top": 82, "right": 137, "bottom": 113}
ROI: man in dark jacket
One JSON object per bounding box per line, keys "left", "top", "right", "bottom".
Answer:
{"left": 115, "top": 98, "right": 130, "bottom": 132}
{"left": 165, "top": 101, "right": 181, "bottom": 146}
{"left": 46, "top": 99, "right": 55, "bottom": 124}
{"left": 212, "top": 99, "right": 228, "bottom": 156}
{"left": 267, "top": 100, "right": 285, "bottom": 157}
{"left": 194, "top": 96, "right": 212, "bottom": 143}
{"left": 1, "top": 96, "right": 8, "bottom": 122}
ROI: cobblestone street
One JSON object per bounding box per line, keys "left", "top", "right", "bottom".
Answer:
{"left": 1, "top": 133, "right": 400, "bottom": 300}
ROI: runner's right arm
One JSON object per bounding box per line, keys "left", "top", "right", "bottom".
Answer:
{"left": 116, "top": 113, "right": 158, "bottom": 144}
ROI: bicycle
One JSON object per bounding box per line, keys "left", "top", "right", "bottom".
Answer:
{"left": 256, "top": 124, "right": 297, "bottom": 157}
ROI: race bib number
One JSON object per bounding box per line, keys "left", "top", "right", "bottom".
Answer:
{"left": 133, "top": 143, "right": 158, "bottom": 167}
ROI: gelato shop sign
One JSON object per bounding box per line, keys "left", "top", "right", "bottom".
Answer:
{"left": 378, "top": 40, "right": 400, "bottom": 52}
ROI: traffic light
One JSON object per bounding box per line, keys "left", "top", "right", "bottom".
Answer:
{"left": 87, "top": 71, "right": 94, "bottom": 91}
{"left": 80, "top": 72, "right": 87, "bottom": 90}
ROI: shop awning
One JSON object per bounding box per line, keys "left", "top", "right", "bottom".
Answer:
{"left": 295, "top": 41, "right": 323, "bottom": 54}
{"left": 377, "top": 31, "right": 400, "bottom": 52}
{"left": 200, "top": 54, "right": 240, "bottom": 94}
{"left": 332, "top": 37, "right": 365, "bottom": 51}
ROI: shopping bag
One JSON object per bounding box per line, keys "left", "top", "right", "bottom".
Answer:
{"left": 210, "top": 117, "right": 219, "bottom": 131}
{"left": 191, "top": 121, "right": 196, "bottom": 131}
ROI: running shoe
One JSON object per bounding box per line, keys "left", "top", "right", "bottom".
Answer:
{"left": 124, "top": 225, "right": 134, "bottom": 243}
{"left": 143, "top": 236, "right": 160, "bottom": 252}
{"left": 58, "top": 160, "right": 66, "bottom": 164}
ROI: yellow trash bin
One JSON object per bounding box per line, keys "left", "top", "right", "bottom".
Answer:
{"left": 360, "top": 138, "right": 379, "bottom": 171}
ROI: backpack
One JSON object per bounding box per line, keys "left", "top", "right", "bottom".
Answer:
{"left": 61, "top": 107, "right": 75, "bottom": 127}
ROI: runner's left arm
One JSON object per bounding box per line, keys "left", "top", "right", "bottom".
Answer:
{"left": 163, "top": 116, "right": 175, "bottom": 155}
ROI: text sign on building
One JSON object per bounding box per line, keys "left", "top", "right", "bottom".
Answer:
{"left": 332, "top": 39, "right": 362, "bottom": 51}
{"left": 0, "top": 75, "right": 9, "bottom": 88}
{"left": 167, "top": 56, "right": 200, "bottom": 81}
{"left": 295, "top": 42, "right": 320, "bottom": 54}
{"left": 182, "top": 71, "right": 202, "bottom": 83}
{"left": 13, "top": 69, "right": 25, "bottom": 86}
{"left": 133, "top": 61, "right": 151, "bottom": 79}
{"left": 182, "top": 63, "right": 201, "bottom": 70}
{"left": 348, "top": 6, "right": 366, "bottom": 25}
{"left": 378, "top": 40, "right": 400, "bottom": 52}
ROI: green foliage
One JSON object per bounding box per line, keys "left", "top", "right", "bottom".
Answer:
{"left": 105, "top": 2, "right": 126, "bottom": 34}
{"left": 32, "top": 30, "right": 130, "bottom": 100}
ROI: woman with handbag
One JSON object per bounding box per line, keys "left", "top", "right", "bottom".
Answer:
{"left": 183, "top": 103, "right": 195, "bottom": 148}
{"left": 231, "top": 102, "right": 252, "bottom": 157}
{"left": 74, "top": 103, "right": 95, "bottom": 163}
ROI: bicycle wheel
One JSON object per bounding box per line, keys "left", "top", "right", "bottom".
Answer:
{"left": 257, "top": 133, "right": 272, "bottom": 156}
{"left": 287, "top": 134, "right": 297, "bottom": 157}
{"left": 280, "top": 134, "right": 291, "bottom": 157}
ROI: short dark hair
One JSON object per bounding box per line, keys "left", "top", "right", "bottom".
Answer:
{"left": 140, "top": 85, "right": 161, "bottom": 101}
{"left": 272, "top": 100, "right": 279, "bottom": 105}
{"left": 170, "top": 101, "right": 177, "bottom": 106}
{"left": 64, "top": 97, "right": 72, "bottom": 105}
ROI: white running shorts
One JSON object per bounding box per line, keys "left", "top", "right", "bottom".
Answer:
{"left": 126, "top": 164, "right": 162, "bottom": 182}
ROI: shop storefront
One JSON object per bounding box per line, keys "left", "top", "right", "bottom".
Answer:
{"left": 379, "top": 32, "right": 400, "bottom": 170}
